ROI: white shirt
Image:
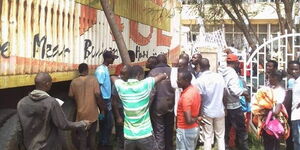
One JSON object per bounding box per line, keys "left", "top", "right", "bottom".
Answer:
{"left": 170, "top": 67, "right": 181, "bottom": 116}
{"left": 272, "top": 86, "right": 286, "bottom": 104}
{"left": 196, "top": 71, "right": 225, "bottom": 118}
{"left": 292, "top": 77, "right": 300, "bottom": 121}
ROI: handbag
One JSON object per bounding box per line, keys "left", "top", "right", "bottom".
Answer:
{"left": 263, "top": 110, "right": 284, "bottom": 139}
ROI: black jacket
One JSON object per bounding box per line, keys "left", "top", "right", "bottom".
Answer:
{"left": 149, "top": 63, "right": 175, "bottom": 115}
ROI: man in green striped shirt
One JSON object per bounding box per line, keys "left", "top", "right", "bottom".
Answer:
{"left": 111, "top": 65, "right": 167, "bottom": 150}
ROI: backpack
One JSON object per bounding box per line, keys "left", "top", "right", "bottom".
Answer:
{"left": 263, "top": 110, "right": 284, "bottom": 139}
{"left": 262, "top": 104, "right": 290, "bottom": 139}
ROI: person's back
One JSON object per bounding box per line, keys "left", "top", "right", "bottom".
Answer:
{"left": 112, "top": 65, "right": 167, "bottom": 150}
{"left": 222, "top": 66, "right": 243, "bottom": 109}
{"left": 197, "top": 71, "right": 225, "bottom": 118}
{"left": 69, "top": 75, "right": 99, "bottom": 122}
{"left": 18, "top": 91, "right": 64, "bottom": 150}
{"left": 69, "top": 63, "right": 101, "bottom": 150}
{"left": 149, "top": 63, "right": 175, "bottom": 115}
{"left": 148, "top": 54, "right": 175, "bottom": 150}
{"left": 17, "top": 73, "right": 88, "bottom": 150}
{"left": 222, "top": 54, "right": 249, "bottom": 150}
{"left": 115, "top": 77, "right": 155, "bottom": 139}
{"left": 196, "top": 58, "right": 226, "bottom": 150}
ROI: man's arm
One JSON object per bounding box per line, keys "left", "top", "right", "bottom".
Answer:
{"left": 93, "top": 78, "right": 105, "bottom": 112}
{"left": 111, "top": 76, "right": 120, "bottom": 83}
{"left": 153, "top": 73, "right": 168, "bottom": 84}
{"left": 16, "top": 114, "right": 26, "bottom": 150}
{"left": 184, "top": 110, "right": 202, "bottom": 125}
{"left": 68, "top": 81, "right": 74, "bottom": 98}
{"left": 273, "top": 104, "right": 282, "bottom": 115}
{"left": 223, "top": 88, "right": 227, "bottom": 106}
{"left": 95, "top": 69, "right": 105, "bottom": 86}
{"left": 227, "top": 75, "right": 248, "bottom": 101}
{"left": 284, "top": 90, "right": 293, "bottom": 109}
{"left": 241, "top": 91, "right": 250, "bottom": 102}
{"left": 112, "top": 95, "right": 123, "bottom": 125}
{"left": 50, "top": 100, "right": 89, "bottom": 130}
{"left": 95, "top": 93, "right": 105, "bottom": 113}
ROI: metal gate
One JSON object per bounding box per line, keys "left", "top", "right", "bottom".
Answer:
{"left": 243, "top": 30, "right": 300, "bottom": 95}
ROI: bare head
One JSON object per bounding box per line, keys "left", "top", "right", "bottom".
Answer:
{"left": 288, "top": 61, "right": 300, "bottom": 79}
{"left": 128, "top": 65, "right": 145, "bottom": 80}
{"left": 179, "top": 53, "right": 190, "bottom": 62}
{"left": 35, "top": 72, "right": 52, "bottom": 92}
{"left": 266, "top": 60, "right": 278, "bottom": 74}
{"left": 146, "top": 56, "right": 158, "bottom": 70}
{"left": 120, "top": 64, "right": 131, "bottom": 81}
{"left": 191, "top": 53, "right": 202, "bottom": 66}
{"left": 199, "top": 58, "right": 210, "bottom": 71}
{"left": 78, "top": 63, "right": 88, "bottom": 76}
{"left": 269, "top": 71, "right": 284, "bottom": 87}
{"left": 157, "top": 54, "right": 168, "bottom": 64}
{"left": 177, "top": 68, "right": 192, "bottom": 89}
{"left": 178, "top": 58, "right": 189, "bottom": 69}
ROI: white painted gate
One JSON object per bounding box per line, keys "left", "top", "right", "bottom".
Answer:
{"left": 243, "top": 31, "right": 300, "bottom": 95}
{"left": 242, "top": 31, "right": 300, "bottom": 133}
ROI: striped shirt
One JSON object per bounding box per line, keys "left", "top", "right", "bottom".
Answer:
{"left": 114, "top": 77, "right": 155, "bottom": 140}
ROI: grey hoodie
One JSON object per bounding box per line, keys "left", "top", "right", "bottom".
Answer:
{"left": 17, "top": 90, "right": 86, "bottom": 150}
{"left": 222, "top": 67, "right": 245, "bottom": 109}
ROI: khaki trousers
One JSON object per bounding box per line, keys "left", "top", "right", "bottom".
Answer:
{"left": 203, "top": 116, "right": 225, "bottom": 150}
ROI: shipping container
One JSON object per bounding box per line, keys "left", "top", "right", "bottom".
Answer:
{"left": 0, "top": 0, "right": 181, "bottom": 89}
{"left": 0, "top": 1, "right": 181, "bottom": 149}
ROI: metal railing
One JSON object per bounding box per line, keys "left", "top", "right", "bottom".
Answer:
{"left": 244, "top": 30, "right": 300, "bottom": 96}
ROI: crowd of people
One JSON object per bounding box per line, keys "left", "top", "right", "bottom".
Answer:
{"left": 16, "top": 50, "right": 300, "bottom": 150}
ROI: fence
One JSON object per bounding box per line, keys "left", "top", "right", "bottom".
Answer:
{"left": 244, "top": 30, "right": 300, "bottom": 95}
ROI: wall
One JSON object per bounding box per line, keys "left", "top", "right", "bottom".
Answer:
{"left": 0, "top": 0, "right": 181, "bottom": 89}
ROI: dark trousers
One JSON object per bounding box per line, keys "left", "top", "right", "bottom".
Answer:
{"left": 151, "top": 111, "right": 174, "bottom": 150}
{"left": 124, "top": 135, "right": 158, "bottom": 150}
{"left": 286, "top": 120, "right": 294, "bottom": 150}
{"left": 225, "top": 107, "right": 249, "bottom": 150}
{"left": 99, "top": 109, "right": 113, "bottom": 145}
{"left": 115, "top": 108, "right": 125, "bottom": 150}
{"left": 262, "top": 131, "right": 280, "bottom": 150}
{"left": 74, "top": 121, "right": 97, "bottom": 150}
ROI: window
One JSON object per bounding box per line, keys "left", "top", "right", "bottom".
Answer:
{"left": 259, "top": 24, "right": 267, "bottom": 33}
{"left": 271, "top": 24, "right": 279, "bottom": 33}
{"left": 225, "top": 24, "right": 233, "bottom": 32}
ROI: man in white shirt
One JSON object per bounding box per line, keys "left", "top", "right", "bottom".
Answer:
{"left": 196, "top": 58, "right": 226, "bottom": 150}
{"left": 288, "top": 61, "right": 300, "bottom": 150}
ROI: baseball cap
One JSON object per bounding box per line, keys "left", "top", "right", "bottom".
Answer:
{"left": 227, "top": 54, "right": 239, "bottom": 62}
{"left": 103, "top": 51, "right": 119, "bottom": 59}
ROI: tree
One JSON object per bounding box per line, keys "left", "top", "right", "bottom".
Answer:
{"left": 100, "top": 0, "right": 131, "bottom": 64}
{"left": 194, "top": 0, "right": 298, "bottom": 53}
{"left": 194, "top": 0, "right": 260, "bottom": 51}
{"left": 274, "top": 0, "right": 295, "bottom": 34}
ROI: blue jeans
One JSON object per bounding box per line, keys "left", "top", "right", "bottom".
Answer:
{"left": 292, "top": 120, "right": 300, "bottom": 150}
{"left": 99, "top": 100, "right": 113, "bottom": 146}
{"left": 176, "top": 127, "right": 199, "bottom": 150}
